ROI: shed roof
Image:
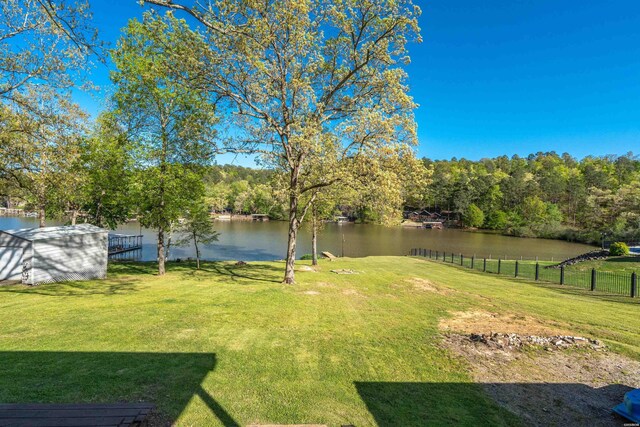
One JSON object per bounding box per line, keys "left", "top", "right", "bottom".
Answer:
{"left": 0, "top": 224, "right": 107, "bottom": 242}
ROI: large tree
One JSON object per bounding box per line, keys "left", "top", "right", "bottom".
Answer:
{"left": 0, "top": 93, "right": 87, "bottom": 227}
{"left": 111, "top": 13, "right": 217, "bottom": 275}
{"left": 75, "top": 113, "right": 135, "bottom": 228}
{"left": 1, "top": 0, "right": 100, "bottom": 107}
{"left": 144, "top": 0, "right": 422, "bottom": 283}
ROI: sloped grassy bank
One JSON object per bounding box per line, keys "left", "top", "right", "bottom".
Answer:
{"left": 0, "top": 257, "right": 637, "bottom": 426}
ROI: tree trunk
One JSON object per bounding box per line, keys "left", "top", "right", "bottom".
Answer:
{"left": 157, "top": 227, "right": 166, "bottom": 275}
{"left": 283, "top": 194, "right": 299, "bottom": 284}
{"left": 311, "top": 213, "right": 318, "bottom": 266}
{"left": 166, "top": 225, "right": 172, "bottom": 261}
{"left": 71, "top": 209, "right": 78, "bottom": 226}
{"left": 194, "top": 232, "right": 200, "bottom": 270}
{"left": 39, "top": 206, "right": 45, "bottom": 228}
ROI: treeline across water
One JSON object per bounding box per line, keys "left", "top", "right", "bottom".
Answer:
{"left": 420, "top": 152, "right": 640, "bottom": 244}
{"left": 3, "top": 151, "right": 640, "bottom": 246}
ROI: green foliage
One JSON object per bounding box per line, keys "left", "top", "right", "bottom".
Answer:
{"left": 132, "top": 165, "right": 204, "bottom": 232}
{"left": 78, "top": 113, "right": 134, "bottom": 229}
{"left": 299, "top": 254, "right": 313, "bottom": 260}
{"left": 421, "top": 152, "right": 640, "bottom": 242}
{"left": 463, "top": 204, "right": 484, "bottom": 228}
{"left": 609, "top": 242, "right": 630, "bottom": 256}
{"left": 174, "top": 199, "right": 220, "bottom": 269}
{"left": 111, "top": 13, "right": 217, "bottom": 274}
{"left": 484, "top": 210, "right": 508, "bottom": 230}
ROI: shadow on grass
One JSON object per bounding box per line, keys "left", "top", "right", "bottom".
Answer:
{"left": 0, "top": 279, "right": 139, "bottom": 297}
{"left": 202, "top": 261, "right": 283, "bottom": 284}
{"left": 355, "top": 381, "right": 632, "bottom": 426}
{"left": 0, "top": 351, "right": 239, "bottom": 426}
{"left": 109, "top": 260, "right": 284, "bottom": 284}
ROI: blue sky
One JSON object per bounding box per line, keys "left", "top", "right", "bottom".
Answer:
{"left": 76, "top": 0, "right": 640, "bottom": 164}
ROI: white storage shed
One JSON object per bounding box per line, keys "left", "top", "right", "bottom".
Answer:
{"left": 0, "top": 224, "right": 108, "bottom": 285}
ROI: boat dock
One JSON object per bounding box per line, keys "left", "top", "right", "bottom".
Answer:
{"left": 108, "top": 234, "right": 143, "bottom": 255}
{"left": 423, "top": 221, "right": 444, "bottom": 229}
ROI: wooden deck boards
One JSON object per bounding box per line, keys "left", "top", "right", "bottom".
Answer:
{"left": 0, "top": 403, "right": 154, "bottom": 427}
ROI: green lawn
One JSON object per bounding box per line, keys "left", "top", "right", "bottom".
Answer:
{"left": 0, "top": 257, "right": 638, "bottom": 426}
{"left": 564, "top": 255, "right": 640, "bottom": 273}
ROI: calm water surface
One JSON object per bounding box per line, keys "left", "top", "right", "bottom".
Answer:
{"left": 0, "top": 217, "right": 595, "bottom": 262}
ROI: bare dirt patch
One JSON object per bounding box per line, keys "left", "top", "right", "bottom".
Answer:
{"left": 342, "top": 289, "right": 365, "bottom": 297}
{"left": 440, "top": 310, "right": 571, "bottom": 336}
{"left": 405, "top": 277, "right": 451, "bottom": 294}
{"left": 441, "top": 314, "right": 640, "bottom": 426}
{"left": 303, "top": 290, "right": 320, "bottom": 295}
{"left": 315, "top": 282, "right": 336, "bottom": 288}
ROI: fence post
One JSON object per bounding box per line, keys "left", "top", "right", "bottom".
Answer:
{"left": 471, "top": 256, "right": 475, "bottom": 269}
{"left": 498, "top": 258, "right": 501, "bottom": 275}
{"left": 535, "top": 263, "right": 540, "bottom": 281}
{"left": 560, "top": 266, "right": 565, "bottom": 285}
{"left": 515, "top": 260, "right": 519, "bottom": 277}
{"left": 591, "top": 268, "right": 596, "bottom": 292}
{"left": 460, "top": 254, "right": 464, "bottom": 266}
{"left": 451, "top": 253, "right": 454, "bottom": 263}
{"left": 631, "top": 272, "right": 637, "bottom": 298}
{"left": 483, "top": 258, "right": 486, "bottom": 272}
{"left": 429, "top": 249, "right": 432, "bottom": 258}
{"left": 436, "top": 250, "right": 439, "bottom": 260}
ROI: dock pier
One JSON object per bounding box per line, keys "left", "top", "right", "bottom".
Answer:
{"left": 108, "top": 234, "right": 143, "bottom": 256}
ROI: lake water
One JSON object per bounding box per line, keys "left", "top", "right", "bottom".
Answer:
{"left": 0, "top": 216, "right": 595, "bottom": 262}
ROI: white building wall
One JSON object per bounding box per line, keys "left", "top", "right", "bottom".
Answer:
{"left": 31, "top": 231, "right": 108, "bottom": 284}
{"left": 0, "top": 233, "right": 31, "bottom": 282}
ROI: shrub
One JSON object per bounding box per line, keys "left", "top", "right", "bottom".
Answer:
{"left": 484, "top": 210, "right": 508, "bottom": 230}
{"left": 300, "top": 254, "right": 314, "bottom": 260}
{"left": 463, "top": 204, "right": 484, "bottom": 228}
{"left": 609, "top": 242, "right": 630, "bottom": 256}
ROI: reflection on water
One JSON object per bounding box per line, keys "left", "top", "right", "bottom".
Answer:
{"left": 0, "top": 217, "right": 595, "bottom": 262}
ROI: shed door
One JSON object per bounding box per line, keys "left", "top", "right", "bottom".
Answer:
{"left": 0, "top": 247, "right": 25, "bottom": 282}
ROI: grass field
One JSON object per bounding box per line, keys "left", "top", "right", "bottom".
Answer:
{"left": 0, "top": 256, "right": 638, "bottom": 426}
{"left": 426, "top": 252, "right": 639, "bottom": 296}
{"left": 564, "top": 255, "right": 640, "bottom": 273}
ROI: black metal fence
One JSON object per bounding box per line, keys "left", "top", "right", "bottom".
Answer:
{"left": 410, "top": 248, "right": 638, "bottom": 298}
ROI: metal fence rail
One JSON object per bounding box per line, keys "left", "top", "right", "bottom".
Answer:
{"left": 409, "top": 248, "right": 638, "bottom": 298}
